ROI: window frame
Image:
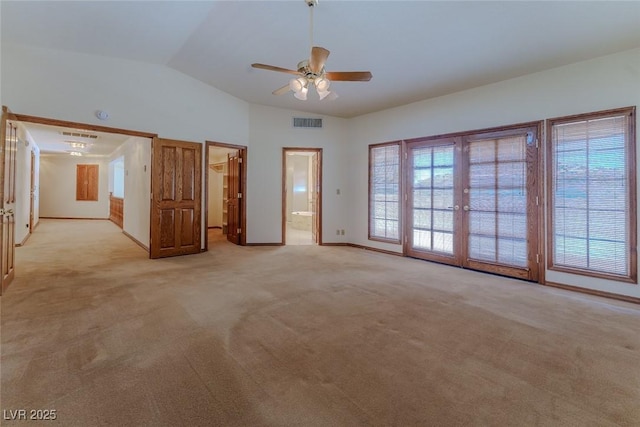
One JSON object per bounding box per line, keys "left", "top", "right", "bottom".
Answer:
{"left": 368, "top": 141, "right": 403, "bottom": 244}
{"left": 546, "top": 106, "right": 637, "bottom": 283}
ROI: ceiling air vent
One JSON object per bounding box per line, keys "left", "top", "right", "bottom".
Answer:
{"left": 61, "top": 131, "right": 98, "bottom": 139}
{"left": 293, "top": 117, "right": 323, "bottom": 129}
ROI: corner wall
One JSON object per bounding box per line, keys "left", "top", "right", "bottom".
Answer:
{"left": 109, "top": 137, "right": 152, "bottom": 248}
{"left": 248, "top": 104, "right": 349, "bottom": 244}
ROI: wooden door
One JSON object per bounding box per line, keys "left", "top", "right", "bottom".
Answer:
{"left": 150, "top": 138, "right": 202, "bottom": 259}
{"left": 0, "top": 107, "right": 17, "bottom": 294}
{"left": 226, "top": 152, "right": 241, "bottom": 245}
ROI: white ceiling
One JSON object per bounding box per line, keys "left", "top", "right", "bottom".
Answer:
{"left": 21, "top": 122, "right": 131, "bottom": 157}
{"left": 2, "top": 1, "right": 640, "bottom": 119}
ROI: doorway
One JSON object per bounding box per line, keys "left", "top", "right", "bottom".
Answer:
{"left": 205, "top": 141, "right": 247, "bottom": 249}
{"left": 282, "top": 148, "right": 322, "bottom": 245}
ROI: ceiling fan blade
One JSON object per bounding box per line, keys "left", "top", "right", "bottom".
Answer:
{"left": 272, "top": 84, "right": 291, "bottom": 96}
{"left": 251, "top": 63, "right": 300, "bottom": 76}
{"left": 325, "top": 71, "right": 372, "bottom": 82}
{"left": 309, "top": 47, "right": 330, "bottom": 74}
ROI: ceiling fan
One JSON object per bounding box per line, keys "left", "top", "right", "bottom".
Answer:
{"left": 251, "top": 0, "right": 372, "bottom": 101}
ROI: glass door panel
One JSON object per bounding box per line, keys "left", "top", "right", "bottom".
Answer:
{"left": 407, "top": 141, "right": 458, "bottom": 264}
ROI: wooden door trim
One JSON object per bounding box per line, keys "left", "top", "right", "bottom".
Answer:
{"left": 282, "top": 147, "right": 323, "bottom": 245}
{"left": 12, "top": 113, "right": 157, "bottom": 138}
{"left": 1, "top": 106, "right": 18, "bottom": 295}
{"left": 204, "top": 141, "right": 247, "bottom": 250}
{"left": 30, "top": 151, "right": 35, "bottom": 233}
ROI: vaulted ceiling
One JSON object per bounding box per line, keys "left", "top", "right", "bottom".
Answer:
{"left": 2, "top": 1, "right": 640, "bottom": 119}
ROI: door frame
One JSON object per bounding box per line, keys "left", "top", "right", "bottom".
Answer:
{"left": 282, "top": 147, "right": 322, "bottom": 245}
{"left": 30, "top": 150, "right": 35, "bottom": 233}
{"left": 204, "top": 141, "right": 247, "bottom": 250}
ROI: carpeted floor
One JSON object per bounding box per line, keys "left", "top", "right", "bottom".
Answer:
{"left": 1, "top": 219, "right": 639, "bottom": 426}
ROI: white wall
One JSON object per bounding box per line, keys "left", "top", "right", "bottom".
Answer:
{"left": 2, "top": 44, "right": 249, "bottom": 145}
{"left": 39, "top": 155, "right": 109, "bottom": 218}
{"left": 247, "top": 104, "right": 349, "bottom": 244}
{"left": 348, "top": 48, "right": 640, "bottom": 299}
{"left": 14, "top": 123, "right": 39, "bottom": 244}
{"left": 109, "top": 137, "right": 151, "bottom": 248}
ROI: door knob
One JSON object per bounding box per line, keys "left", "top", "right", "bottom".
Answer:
{"left": 463, "top": 205, "right": 470, "bottom": 211}
{"left": 447, "top": 205, "right": 460, "bottom": 211}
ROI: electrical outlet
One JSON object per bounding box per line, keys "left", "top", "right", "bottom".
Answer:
{"left": 341, "top": 229, "right": 345, "bottom": 235}
{"left": 336, "top": 229, "right": 340, "bottom": 235}
{"left": 336, "top": 189, "right": 340, "bottom": 195}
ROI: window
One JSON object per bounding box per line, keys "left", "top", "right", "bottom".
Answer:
{"left": 369, "top": 142, "right": 401, "bottom": 242}
{"left": 76, "top": 164, "right": 99, "bottom": 201}
{"left": 548, "top": 107, "right": 636, "bottom": 282}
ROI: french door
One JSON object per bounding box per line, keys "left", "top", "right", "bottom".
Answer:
{"left": 406, "top": 124, "right": 541, "bottom": 281}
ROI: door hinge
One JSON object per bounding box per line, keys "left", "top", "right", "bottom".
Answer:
{"left": 536, "top": 196, "right": 539, "bottom": 206}
{"left": 404, "top": 193, "right": 408, "bottom": 201}
{"left": 238, "top": 192, "right": 242, "bottom": 199}
{"left": 536, "top": 139, "right": 539, "bottom": 149}
{"left": 536, "top": 254, "right": 540, "bottom": 263}
{"left": 238, "top": 158, "right": 243, "bottom": 164}
{"left": 404, "top": 152, "right": 408, "bottom": 160}
{"left": 237, "top": 228, "right": 242, "bottom": 234}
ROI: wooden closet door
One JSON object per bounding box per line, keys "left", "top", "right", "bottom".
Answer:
{"left": 226, "top": 152, "right": 241, "bottom": 245}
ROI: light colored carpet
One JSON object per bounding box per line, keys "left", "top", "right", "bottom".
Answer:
{"left": 1, "top": 219, "right": 639, "bottom": 426}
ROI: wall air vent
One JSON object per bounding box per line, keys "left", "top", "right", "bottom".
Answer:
{"left": 293, "top": 117, "right": 323, "bottom": 128}
{"left": 61, "top": 131, "right": 98, "bottom": 139}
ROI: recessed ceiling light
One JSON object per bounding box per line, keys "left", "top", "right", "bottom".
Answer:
{"left": 66, "top": 141, "right": 87, "bottom": 149}
{"left": 69, "top": 151, "right": 83, "bottom": 157}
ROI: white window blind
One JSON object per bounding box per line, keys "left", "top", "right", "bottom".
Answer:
{"left": 550, "top": 110, "right": 634, "bottom": 279}
{"left": 370, "top": 143, "right": 400, "bottom": 242}
{"left": 468, "top": 136, "right": 528, "bottom": 267}
{"left": 411, "top": 145, "right": 455, "bottom": 254}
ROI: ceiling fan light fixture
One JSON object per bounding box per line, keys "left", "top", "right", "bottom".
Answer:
{"left": 289, "top": 76, "right": 307, "bottom": 93}
{"left": 318, "top": 89, "right": 331, "bottom": 100}
{"left": 294, "top": 86, "right": 308, "bottom": 100}
{"left": 315, "top": 77, "right": 330, "bottom": 92}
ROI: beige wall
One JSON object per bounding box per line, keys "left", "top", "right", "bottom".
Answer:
{"left": 39, "top": 155, "right": 110, "bottom": 219}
